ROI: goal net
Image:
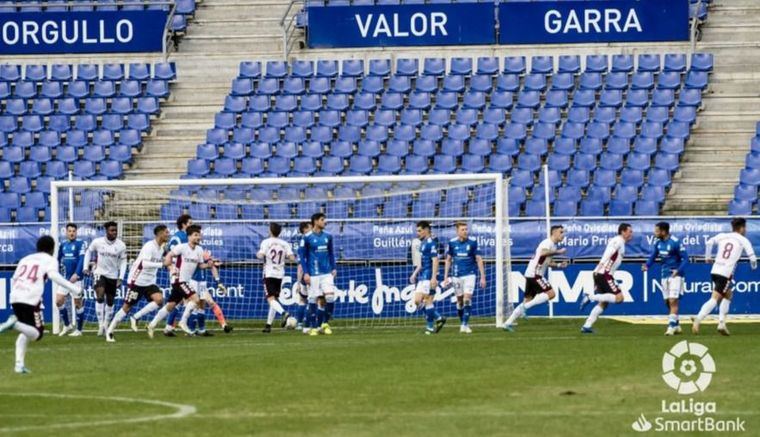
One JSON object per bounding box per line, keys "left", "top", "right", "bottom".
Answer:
{"left": 49, "top": 174, "right": 511, "bottom": 333}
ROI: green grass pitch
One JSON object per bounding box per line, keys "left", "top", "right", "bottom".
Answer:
{"left": 1, "top": 319, "right": 758, "bottom": 436}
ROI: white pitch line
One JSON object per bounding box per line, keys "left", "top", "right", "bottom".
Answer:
{"left": 0, "top": 392, "right": 196, "bottom": 433}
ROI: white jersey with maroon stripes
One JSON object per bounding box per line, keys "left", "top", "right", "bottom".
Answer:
{"left": 84, "top": 237, "right": 127, "bottom": 280}
{"left": 594, "top": 235, "right": 626, "bottom": 275}
{"left": 706, "top": 232, "right": 757, "bottom": 278}
{"left": 258, "top": 237, "right": 294, "bottom": 279}
{"left": 170, "top": 242, "right": 205, "bottom": 284}
{"left": 11, "top": 252, "right": 79, "bottom": 306}
{"left": 128, "top": 240, "right": 165, "bottom": 287}
{"left": 525, "top": 238, "right": 556, "bottom": 278}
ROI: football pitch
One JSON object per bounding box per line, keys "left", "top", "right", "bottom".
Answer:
{"left": 1, "top": 319, "right": 758, "bottom": 436}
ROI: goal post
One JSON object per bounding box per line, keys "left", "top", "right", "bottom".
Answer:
{"left": 50, "top": 174, "right": 511, "bottom": 333}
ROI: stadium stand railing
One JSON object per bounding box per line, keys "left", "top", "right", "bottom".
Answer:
{"left": 729, "top": 121, "right": 760, "bottom": 216}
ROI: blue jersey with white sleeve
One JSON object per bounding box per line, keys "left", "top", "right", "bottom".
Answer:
{"left": 447, "top": 237, "right": 479, "bottom": 277}
{"left": 299, "top": 231, "right": 336, "bottom": 276}
{"left": 59, "top": 238, "right": 86, "bottom": 280}
{"left": 645, "top": 236, "right": 688, "bottom": 279}
{"left": 418, "top": 237, "right": 439, "bottom": 281}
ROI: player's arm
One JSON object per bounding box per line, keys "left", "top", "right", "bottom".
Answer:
{"left": 163, "top": 245, "right": 179, "bottom": 267}
{"left": 740, "top": 235, "right": 758, "bottom": 269}
{"left": 82, "top": 240, "right": 95, "bottom": 275}
{"left": 46, "top": 261, "right": 81, "bottom": 295}
{"left": 704, "top": 234, "right": 721, "bottom": 262}
{"left": 643, "top": 243, "right": 658, "bottom": 272}
{"left": 676, "top": 242, "right": 689, "bottom": 276}
{"left": 443, "top": 252, "right": 452, "bottom": 284}
{"left": 286, "top": 243, "right": 296, "bottom": 262}
{"left": 328, "top": 235, "right": 337, "bottom": 277}
{"left": 476, "top": 254, "right": 486, "bottom": 288}
{"left": 117, "top": 248, "right": 127, "bottom": 286}
{"left": 430, "top": 253, "right": 439, "bottom": 289}
{"left": 73, "top": 240, "right": 86, "bottom": 282}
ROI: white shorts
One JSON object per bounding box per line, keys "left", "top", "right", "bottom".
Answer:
{"left": 308, "top": 274, "right": 336, "bottom": 298}
{"left": 415, "top": 280, "right": 433, "bottom": 296}
{"left": 451, "top": 275, "right": 476, "bottom": 296}
{"left": 55, "top": 281, "right": 83, "bottom": 299}
{"left": 661, "top": 276, "right": 685, "bottom": 300}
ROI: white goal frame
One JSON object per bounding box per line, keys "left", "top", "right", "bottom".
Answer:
{"left": 50, "top": 173, "right": 510, "bottom": 332}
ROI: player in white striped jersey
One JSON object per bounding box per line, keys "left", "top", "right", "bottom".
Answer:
{"left": 503, "top": 225, "right": 567, "bottom": 332}
{"left": 0, "top": 236, "right": 82, "bottom": 373}
{"left": 580, "top": 223, "right": 634, "bottom": 333}
{"left": 146, "top": 225, "right": 221, "bottom": 338}
{"left": 257, "top": 222, "right": 296, "bottom": 333}
{"left": 693, "top": 218, "right": 757, "bottom": 336}
{"left": 83, "top": 221, "right": 127, "bottom": 336}
{"left": 104, "top": 225, "right": 170, "bottom": 342}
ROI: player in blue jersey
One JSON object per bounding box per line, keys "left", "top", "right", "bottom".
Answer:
{"left": 443, "top": 222, "right": 486, "bottom": 334}
{"left": 299, "top": 212, "right": 337, "bottom": 336}
{"left": 642, "top": 222, "right": 689, "bottom": 336}
{"left": 410, "top": 221, "right": 446, "bottom": 334}
{"left": 56, "top": 223, "right": 87, "bottom": 336}
{"left": 293, "top": 221, "right": 312, "bottom": 332}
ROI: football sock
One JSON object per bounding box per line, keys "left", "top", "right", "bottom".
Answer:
{"left": 107, "top": 309, "right": 127, "bottom": 333}
{"left": 180, "top": 301, "right": 197, "bottom": 325}
{"left": 325, "top": 295, "right": 335, "bottom": 322}
{"left": 166, "top": 307, "right": 178, "bottom": 326}
{"left": 718, "top": 299, "right": 731, "bottom": 324}
{"left": 149, "top": 306, "right": 170, "bottom": 329}
{"left": 316, "top": 307, "right": 326, "bottom": 326}
{"left": 196, "top": 311, "right": 206, "bottom": 332}
{"left": 457, "top": 303, "right": 464, "bottom": 323}
{"left": 583, "top": 304, "right": 605, "bottom": 329}
{"left": 211, "top": 303, "right": 227, "bottom": 327}
{"left": 695, "top": 298, "right": 718, "bottom": 322}
{"left": 505, "top": 303, "right": 524, "bottom": 326}
{"left": 75, "top": 306, "right": 85, "bottom": 331}
{"left": 95, "top": 301, "right": 104, "bottom": 328}
{"left": 58, "top": 304, "right": 70, "bottom": 327}
{"left": 269, "top": 299, "right": 285, "bottom": 314}
{"left": 132, "top": 301, "right": 159, "bottom": 320}
{"left": 668, "top": 314, "right": 679, "bottom": 328}
{"left": 307, "top": 303, "right": 318, "bottom": 328}
{"left": 462, "top": 302, "right": 471, "bottom": 326}
{"left": 295, "top": 304, "right": 306, "bottom": 324}
{"left": 267, "top": 307, "right": 277, "bottom": 325}
{"left": 104, "top": 305, "right": 114, "bottom": 328}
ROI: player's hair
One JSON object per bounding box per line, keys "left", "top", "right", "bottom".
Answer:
{"left": 311, "top": 212, "right": 325, "bottom": 225}
{"left": 153, "top": 224, "right": 168, "bottom": 236}
{"left": 731, "top": 217, "right": 747, "bottom": 231}
{"left": 417, "top": 220, "right": 431, "bottom": 231}
{"left": 550, "top": 225, "right": 564, "bottom": 233}
{"left": 104, "top": 220, "right": 117, "bottom": 229}
{"left": 270, "top": 222, "right": 282, "bottom": 237}
{"left": 655, "top": 221, "right": 670, "bottom": 234}
{"left": 176, "top": 214, "right": 192, "bottom": 230}
{"left": 65, "top": 222, "right": 77, "bottom": 230}
{"left": 37, "top": 235, "right": 55, "bottom": 255}
{"left": 618, "top": 223, "right": 632, "bottom": 234}
{"left": 298, "top": 221, "right": 310, "bottom": 234}
{"left": 186, "top": 224, "right": 202, "bottom": 236}
{"left": 455, "top": 222, "right": 467, "bottom": 229}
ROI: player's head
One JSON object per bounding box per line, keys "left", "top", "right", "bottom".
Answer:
{"left": 550, "top": 225, "right": 565, "bottom": 243}
{"left": 416, "top": 221, "right": 431, "bottom": 239}
{"left": 298, "top": 221, "right": 311, "bottom": 235}
{"left": 311, "top": 212, "right": 326, "bottom": 231}
{"left": 455, "top": 222, "right": 468, "bottom": 239}
{"left": 618, "top": 223, "right": 633, "bottom": 242}
{"left": 37, "top": 235, "right": 55, "bottom": 256}
{"left": 65, "top": 222, "right": 77, "bottom": 240}
{"left": 104, "top": 221, "right": 118, "bottom": 241}
{"left": 153, "top": 224, "right": 170, "bottom": 244}
{"left": 186, "top": 224, "right": 202, "bottom": 244}
{"left": 176, "top": 214, "right": 193, "bottom": 231}
{"left": 655, "top": 222, "right": 670, "bottom": 239}
{"left": 270, "top": 222, "right": 282, "bottom": 238}
{"left": 731, "top": 217, "right": 747, "bottom": 235}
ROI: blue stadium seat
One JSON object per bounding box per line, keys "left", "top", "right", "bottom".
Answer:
{"left": 558, "top": 55, "right": 580, "bottom": 74}
{"left": 690, "top": 53, "right": 714, "bottom": 72}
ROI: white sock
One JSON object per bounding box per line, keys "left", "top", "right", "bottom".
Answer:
{"left": 590, "top": 294, "right": 617, "bottom": 304}
{"left": 269, "top": 299, "right": 285, "bottom": 315}
{"left": 524, "top": 293, "right": 550, "bottom": 310}
{"left": 107, "top": 309, "right": 127, "bottom": 333}
{"left": 95, "top": 301, "right": 104, "bottom": 326}
{"left": 15, "top": 334, "right": 28, "bottom": 368}
{"left": 180, "top": 301, "right": 197, "bottom": 325}
{"left": 695, "top": 298, "right": 718, "bottom": 322}
{"left": 149, "top": 306, "right": 170, "bottom": 329}
{"left": 583, "top": 304, "right": 605, "bottom": 329}
{"left": 718, "top": 299, "right": 731, "bottom": 324}
{"left": 133, "top": 301, "right": 159, "bottom": 320}
{"left": 105, "top": 305, "right": 114, "bottom": 327}
{"left": 505, "top": 303, "right": 524, "bottom": 325}
{"left": 266, "top": 307, "right": 277, "bottom": 325}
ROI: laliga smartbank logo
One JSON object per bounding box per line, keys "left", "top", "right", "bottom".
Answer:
{"left": 630, "top": 341, "right": 746, "bottom": 433}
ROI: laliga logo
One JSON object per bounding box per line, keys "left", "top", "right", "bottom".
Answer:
{"left": 661, "top": 341, "right": 715, "bottom": 395}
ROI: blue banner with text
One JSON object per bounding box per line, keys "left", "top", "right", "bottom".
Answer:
{"left": 0, "top": 10, "right": 167, "bottom": 54}
{"left": 307, "top": 4, "right": 496, "bottom": 48}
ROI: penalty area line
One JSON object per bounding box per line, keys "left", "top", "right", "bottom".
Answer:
{"left": 0, "top": 392, "right": 196, "bottom": 432}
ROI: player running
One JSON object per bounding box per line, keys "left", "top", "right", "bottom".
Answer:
{"left": 83, "top": 221, "right": 127, "bottom": 336}
{"left": 257, "top": 222, "right": 296, "bottom": 333}
{"left": 410, "top": 221, "right": 446, "bottom": 335}
{"left": 147, "top": 225, "right": 221, "bottom": 338}
{"left": 105, "top": 225, "right": 170, "bottom": 342}
{"left": 56, "top": 222, "right": 87, "bottom": 337}
{"left": 0, "top": 236, "right": 82, "bottom": 373}
{"left": 293, "top": 221, "right": 312, "bottom": 332}
{"left": 300, "top": 212, "right": 337, "bottom": 336}
{"left": 442, "top": 222, "right": 486, "bottom": 334}
{"left": 692, "top": 218, "right": 757, "bottom": 336}
{"left": 579, "top": 223, "right": 634, "bottom": 334}
{"left": 642, "top": 222, "right": 689, "bottom": 336}
{"left": 503, "top": 225, "right": 568, "bottom": 332}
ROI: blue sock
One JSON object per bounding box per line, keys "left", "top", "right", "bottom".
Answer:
{"left": 295, "top": 304, "right": 306, "bottom": 324}
{"left": 59, "top": 305, "right": 70, "bottom": 327}
{"left": 325, "top": 301, "right": 335, "bottom": 322}
{"left": 197, "top": 312, "right": 206, "bottom": 332}
{"left": 669, "top": 315, "right": 678, "bottom": 328}
{"left": 457, "top": 305, "right": 463, "bottom": 322}
{"left": 425, "top": 306, "right": 436, "bottom": 323}
{"left": 187, "top": 313, "right": 197, "bottom": 331}
{"left": 463, "top": 304, "right": 471, "bottom": 326}
{"left": 167, "top": 308, "right": 178, "bottom": 325}
{"left": 307, "top": 303, "right": 318, "bottom": 328}
{"left": 76, "top": 307, "right": 85, "bottom": 331}
{"left": 317, "top": 308, "right": 326, "bottom": 326}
